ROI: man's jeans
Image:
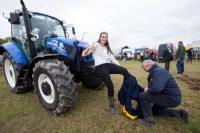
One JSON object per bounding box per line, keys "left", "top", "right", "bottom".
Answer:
{"left": 139, "top": 92, "right": 181, "bottom": 122}
{"left": 187, "top": 56, "right": 193, "bottom": 63}
{"left": 176, "top": 59, "right": 184, "bottom": 74}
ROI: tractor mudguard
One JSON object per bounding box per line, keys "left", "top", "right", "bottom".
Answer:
{"left": 29, "top": 54, "right": 61, "bottom": 71}
{"left": 0, "top": 42, "right": 28, "bottom": 64}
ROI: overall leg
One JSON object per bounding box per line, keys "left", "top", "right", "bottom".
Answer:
{"left": 152, "top": 104, "right": 180, "bottom": 117}
{"left": 152, "top": 104, "right": 189, "bottom": 123}
{"left": 138, "top": 92, "right": 189, "bottom": 125}
{"left": 180, "top": 59, "right": 184, "bottom": 74}
{"left": 141, "top": 56, "right": 144, "bottom": 62}
{"left": 176, "top": 60, "right": 181, "bottom": 74}
{"left": 189, "top": 56, "right": 192, "bottom": 63}
{"left": 95, "top": 64, "right": 115, "bottom": 114}
{"left": 138, "top": 92, "right": 180, "bottom": 126}
{"left": 165, "top": 61, "right": 170, "bottom": 71}
{"left": 107, "top": 64, "right": 132, "bottom": 79}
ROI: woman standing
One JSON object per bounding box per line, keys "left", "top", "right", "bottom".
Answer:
{"left": 82, "top": 32, "right": 132, "bottom": 115}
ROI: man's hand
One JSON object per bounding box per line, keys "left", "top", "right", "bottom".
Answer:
{"left": 144, "top": 87, "right": 148, "bottom": 92}
{"left": 90, "top": 42, "right": 96, "bottom": 50}
{"left": 177, "top": 58, "right": 180, "bottom": 61}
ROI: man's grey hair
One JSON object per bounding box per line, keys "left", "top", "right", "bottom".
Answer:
{"left": 142, "top": 59, "right": 155, "bottom": 66}
{"left": 167, "top": 43, "right": 171, "bottom": 47}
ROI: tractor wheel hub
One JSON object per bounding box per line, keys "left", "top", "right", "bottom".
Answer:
{"left": 41, "top": 81, "right": 51, "bottom": 96}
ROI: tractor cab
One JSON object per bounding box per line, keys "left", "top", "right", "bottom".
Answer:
{"left": 10, "top": 12, "right": 69, "bottom": 61}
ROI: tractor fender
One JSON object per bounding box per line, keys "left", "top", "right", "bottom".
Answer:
{"left": 0, "top": 42, "right": 28, "bottom": 64}
{"left": 29, "top": 54, "right": 61, "bottom": 71}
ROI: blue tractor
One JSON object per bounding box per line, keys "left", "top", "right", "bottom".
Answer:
{"left": 0, "top": 0, "right": 104, "bottom": 115}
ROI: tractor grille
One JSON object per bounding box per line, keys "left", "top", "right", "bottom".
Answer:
{"left": 64, "top": 44, "right": 74, "bottom": 55}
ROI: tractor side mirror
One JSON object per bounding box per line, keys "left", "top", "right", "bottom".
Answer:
{"left": 72, "top": 27, "right": 75, "bottom": 35}
{"left": 9, "top": 12, "right": 20, "bottom": 24}
{"left": 63, "top": 26, "right": 66, "bottom": 32}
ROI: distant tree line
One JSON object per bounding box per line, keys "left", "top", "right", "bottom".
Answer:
{"left": 0, "top": 37, "right": 11, "bottom": 44}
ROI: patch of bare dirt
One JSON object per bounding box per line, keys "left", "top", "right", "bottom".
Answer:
{"left": 176, "top": 75, "right": 200, "bottom": 90}
{"left": 185, "top": 72, "right": 200, "bottom": 76}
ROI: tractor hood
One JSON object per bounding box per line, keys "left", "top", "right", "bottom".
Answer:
{"left": 46, "top": 38, "right": 90, "bottom": 50}
{"left": 45, "top": 37, "right": 92, "bottom": 62}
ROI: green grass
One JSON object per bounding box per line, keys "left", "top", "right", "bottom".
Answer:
{"left": 0, "top": 59, "right": 200, "bottom": 133}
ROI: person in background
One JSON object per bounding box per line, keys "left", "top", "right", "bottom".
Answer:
{"left": 187, "top": 48, "right": 194, "bottom": 64}
{"left": 154, "top": 55, "right": 159, "bottom": 62}
{"left": 163, "top": 44, "right": 172, "bottom": 71}
{"left": 137, "top": 59, "right": 189, "bottom": 126}
{"left": 82, "top": 32, "right": 132, "bottom": 115}
{"left": 176, "top": 41, "right": 185, "bottom": 76}
{"left": 152, "top": 51, "right": 154, "bottom": 61}
{"left": 134, "top": 51, "right": 137, "bottom": 61}
{"left": 149, "top": 50, "right": 153, "bottom": 61}
{"left": 140, "top": 50, "right": 144, "bottom": 62}
{"left": 123, "top": 52, "right": 127, "bottom": 61}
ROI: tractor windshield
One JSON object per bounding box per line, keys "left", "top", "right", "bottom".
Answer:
{"left": 31, "top": 15, "right": 66, "bottom": 39}
{"left": 30, "top": 15, "right": 66, "bottom": 53}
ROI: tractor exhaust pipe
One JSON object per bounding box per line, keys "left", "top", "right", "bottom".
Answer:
{"left": 20, "top": 0, "right": 36, "bottom": 59}
{"left": 20, "top": 0, "right": 26, "bottom": 7}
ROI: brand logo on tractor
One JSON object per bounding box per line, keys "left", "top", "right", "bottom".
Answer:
{"left": 47, "top": 40, "right": 65, "bottom": 52}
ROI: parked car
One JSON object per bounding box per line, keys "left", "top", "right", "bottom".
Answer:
{"left": 121, "top": 48, "right": 133, "bottom": 60}
{"left": 158, "top": 43, "right": 176, "bottom": 62}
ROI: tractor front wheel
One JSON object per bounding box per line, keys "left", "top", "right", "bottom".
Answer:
{"left": 33, "top": 59, "right": 78, "bottom": 115}
{"left": 2, "top": 52, "right": 28, "bottom": 93}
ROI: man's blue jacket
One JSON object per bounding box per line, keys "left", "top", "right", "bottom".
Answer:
{"left": 118, "top": 76, "right": 144, "bottom": 118}
{"left": 147, "top": 64, "right": 182, "bottom": 103}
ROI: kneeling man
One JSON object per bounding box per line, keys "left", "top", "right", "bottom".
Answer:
{"left": 137, "top": 59, "right": 189, "bottom": 126}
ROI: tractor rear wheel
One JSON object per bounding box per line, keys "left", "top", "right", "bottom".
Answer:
{"left": 32, "top": 59, "right": 77, "bottom": 115}
{"left": 2, "top": 52, "right": 28, "bottom": 93}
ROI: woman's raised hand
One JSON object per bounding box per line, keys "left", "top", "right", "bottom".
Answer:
{"left": 90, "top": 42, "right": 96, "bottom": 50}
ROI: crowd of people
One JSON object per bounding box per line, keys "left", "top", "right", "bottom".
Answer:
{"left": 82, "top": 32, "right": 189, "bottom": 126}
{"left": 138, "top": 49, "right": 158, "bottom": 62}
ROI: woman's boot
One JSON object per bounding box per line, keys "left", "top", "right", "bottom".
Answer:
{"left": 108, "top": 96, "right": 116, "bottom": 115}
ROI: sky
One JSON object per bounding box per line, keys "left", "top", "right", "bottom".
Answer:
{"left": 0, "top": 0, "right": 200, "bottom": 50}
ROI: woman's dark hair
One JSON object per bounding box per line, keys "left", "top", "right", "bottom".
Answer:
{"left": 97, "top": 32, "right": 113, "bottom": 54}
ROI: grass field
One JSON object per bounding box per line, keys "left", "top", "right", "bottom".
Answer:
{"left": 0, "top": 59, "right": 200, "bottom": 133}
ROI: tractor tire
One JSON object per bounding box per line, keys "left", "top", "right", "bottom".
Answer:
{"left": 32, "top": 59, "right": 78, "bottom": 115}
{"left": 2, "top": 52, "right": 28, "bottom": 93}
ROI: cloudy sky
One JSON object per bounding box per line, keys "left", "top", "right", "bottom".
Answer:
{"left": 0, "top": 0, "right": 200, "bottom": 49}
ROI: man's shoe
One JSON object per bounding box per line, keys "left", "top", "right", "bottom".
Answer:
{"left": 137, "top": 118, "right": 156, "bottom": 126}
{"left": 180, "top": 109, "right": 189, "bottom": 124}
{"left": 177, "top": 74, "right": 182, "bottom": 77}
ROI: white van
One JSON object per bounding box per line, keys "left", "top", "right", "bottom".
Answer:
{"left": 122, "top": 48, "right": 134, "bottom": 60}
{"left": 111, "top": 48, "right": 121, "bottom": 59}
